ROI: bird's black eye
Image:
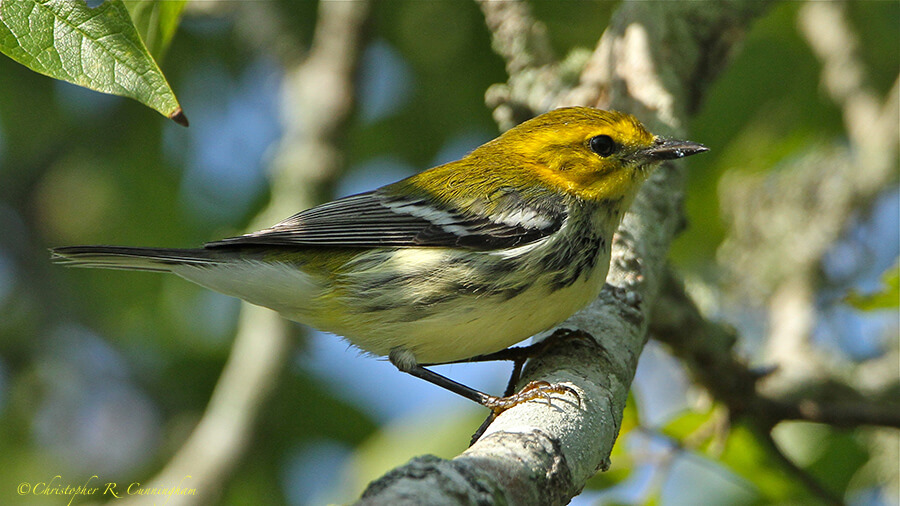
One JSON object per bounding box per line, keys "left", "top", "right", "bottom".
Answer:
{"left": 589, "top": 135, "right": 617, "bottom": 157}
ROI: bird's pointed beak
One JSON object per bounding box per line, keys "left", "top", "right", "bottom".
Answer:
{"left": 638, "top": 137, "right": 709, "bottom": 161}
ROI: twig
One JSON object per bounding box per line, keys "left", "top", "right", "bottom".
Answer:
{"left": 652, "top": 269, "right": 900, "bottom": 430}
{"left": 477, "top": 0, "right": 562, "bottom": 129}
{"left": 478, "top": 0, "right": 554, "bottom": 75}
{"left": 651, "top": 269, "right": 898, "bottom": 502}
{"left": 798, "top": 1, "right": 899, "bottom": 160}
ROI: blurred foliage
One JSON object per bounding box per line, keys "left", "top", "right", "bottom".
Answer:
{"left": 0, "top": 1, "right": 897, "bottom": 505}
{"left": 674, "top": 1, "right": 842, "bottom": 266}
{"left": 661, "top": 412, "right": 810, "bottom": 503}
{"left": 845, "top": 263, "right": 900, "bottom": 311}
{"left": 672, "top": 0, "right": 899, "bottom": 268}
{"left": 0, "top": 0, "right": 183, "bottom": 122}
{"left": 124, "top": 0, "right": 188, "bottom": 60}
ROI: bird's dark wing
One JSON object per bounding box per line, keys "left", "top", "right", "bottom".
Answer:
{"left": 204, "top": 189, "right": 566, "bottom": 251}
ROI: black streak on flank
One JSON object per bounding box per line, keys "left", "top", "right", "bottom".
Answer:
{"left": 545, "top": 231, "right": 607, "bottom": 291}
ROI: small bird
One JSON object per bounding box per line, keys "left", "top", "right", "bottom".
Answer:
{"left": 52, "top": 107, "right": 707, "bottom": 412}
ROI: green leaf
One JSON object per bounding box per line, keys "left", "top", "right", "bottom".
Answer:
{"left": 123, "top": 0, "right": 186, "bottom": 60}
{"left": 660, "top": 408, "right": 715, "bottom": 441}
{"left": 0, "top": 0, "right": 187, "bottom": 125}
{"left": 718, "top": 424, "right": 806, "bottom": 502}
{"left": 845, "top": 262, "right": 900, "bottom": 311}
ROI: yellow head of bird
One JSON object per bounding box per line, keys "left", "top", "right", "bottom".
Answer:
{"left": 480, "top": 107, "right": 707, "bottom": 201}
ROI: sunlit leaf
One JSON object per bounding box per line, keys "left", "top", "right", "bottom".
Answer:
{"left": 790, "top": 423, "right": 868, "bottom": 498}
{"left": 845, "top": 262, "right": 900, "bottom": 311}
{"left": 661, "top": 409, "right": 715, "bottom": 441}
{"left": 0, "top": 0, "right": 186, "bottom": 125}
{"left": 642, "top": 493, "right": 661, "bottom": 506}
{"left": 718, "top": 424, "right": 807, "bottom": 501}
{"left": 123, "top": 0, "right": 186, "bottom": 60}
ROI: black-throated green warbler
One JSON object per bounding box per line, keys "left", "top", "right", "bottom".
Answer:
{"left": 52, "top": 107, "right": 707, "bottom": 411}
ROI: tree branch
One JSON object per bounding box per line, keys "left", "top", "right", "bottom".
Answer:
{"left": 357, "top": 2, "right": 769, "bottom": 504}
{"left": 651, "top": 269, "right": 900, "bottom": 430}
{"left": 478, "top": 0, "right": 564, "bottom": 130}
{"left": 650, "top": 270, "right": 900, "bottom": 505}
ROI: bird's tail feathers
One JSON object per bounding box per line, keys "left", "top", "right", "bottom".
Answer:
{"left": 50, "top": 246, "right": 219, "bottom": 272}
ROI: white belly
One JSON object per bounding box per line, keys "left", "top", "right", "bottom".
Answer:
{"left": 172, "top": 216, "right": 612, "bottom": 365}
{"left": 339, "top": 269, "right": 606, "bottom": 363}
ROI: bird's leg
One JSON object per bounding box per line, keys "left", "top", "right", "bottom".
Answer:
{"left": 390, "top": 343, "right": 581, "bottom": 446}
{"left": 415, "top": 329, "right": 590, "bottom": 445}
{"left": 418, "top": 328, "right": 591, "bottom": 398}
{"left": 504, "top": 359, "right": 525, "bottom": 397}
{"left": 389, "top": 347, "right": 579, "bottom": 416}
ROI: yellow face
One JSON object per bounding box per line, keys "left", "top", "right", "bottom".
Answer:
{"left": 499, "top": 108, "right": 659, "bottom": 201}
{"left": 399, "top": 107, "right": 701, "bottom": 209}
